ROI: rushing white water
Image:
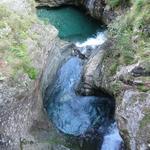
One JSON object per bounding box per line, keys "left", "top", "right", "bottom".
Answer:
{"left": 75, "top": 32, "right": 123, "bottom": 150}
{"left": 76, "top": 32, "right": 123, "bottom": 150}
{"left": 76, "top": 32, "right": 106, "bottom": 48}
{"left": 75, "top": 32, "right": 106, "bottom": 54}
{"left": 87, "top": 0, "right": 95, "bottom": 11}
{"left": 46, "top": 31, "right": 123, "bottom": 149}
{"left": 101, "top": 123, "right": 123, "bottom": 150}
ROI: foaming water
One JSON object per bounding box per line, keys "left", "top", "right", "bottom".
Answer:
{"left": 87, "top": 0, "right": 95, "bottom": 11}
{"left": 46, "top": 57, "right": 114, "bottom": 136}
{"left": 75, "top": 32, "right": 106, "bottom": 48}
{"left": 101, "top": 123, "right": 123, "bottom": 150}
{"left": 45, "top": 32, "right": 123, "bottom": 150}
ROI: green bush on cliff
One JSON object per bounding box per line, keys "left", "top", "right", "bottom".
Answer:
{"left": 107, "top": 0, "right": 150, "bottom": 75}
{"left": 0, "top": 5, "right": 37, "bottom": 79}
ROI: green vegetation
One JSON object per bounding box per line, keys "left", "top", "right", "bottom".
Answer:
{"left": 102, "top": 0, "right": 150, "bottom": 96}
{"left": 106, "top": 0, "right": 150, "bottom": 75}
{"left": 137, "top": 84, "right": 150, "bottom": 92}
{"left": 0, "top": 5, "right": 38, "bottom": 79}
{"left": 107, "top": 0, "right": 120, "bottom": 7}
{"left": 111, "top": 81, "right": 124, "bottom": 96}
{"left": 109, "top": 62, "right": 118, "bottom": 75}
{"left": 140, "top": 112, "right": 150, "bottom": 129}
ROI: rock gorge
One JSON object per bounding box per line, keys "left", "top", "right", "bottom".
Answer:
{"left": 0, "top": 0, "right": 150, "bottom": 150}
{"left": 35, "top": 0, "right": 120, "bottom": 24}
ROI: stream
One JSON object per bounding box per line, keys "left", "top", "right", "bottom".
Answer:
{"left": 37, "top": 6, "right": 123, "bottom": 150}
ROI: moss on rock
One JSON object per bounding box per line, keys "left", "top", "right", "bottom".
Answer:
{"left": 107, "top": 0, "right": 150, "bottom": 69}
{"left": 140, "top": 112, "right": 150, "bottom": 129}
{"left": 106, "top": 0, "right": 121, "bottom": 8}
{"left": 0, "top": 4, "right": 38, "bottom": 79}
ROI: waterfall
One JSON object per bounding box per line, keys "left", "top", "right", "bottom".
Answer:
{"left": 75, "top": 32, "right": 123, "bottom": 150}
{"left": 45, "top": 31, "right": 123, "bottom": 150}
{"left": 86, "top": 0, "right": 95, "bottom": 12}
{"left": 101, "top": 123, "right": 123, "bottom": 150}
{"left": 75, "top": 32, "right": 106, "bottom": 54}
{"left": 38, "top": 5, "right": 123, "bottom": 150}
{"left": 76, "top": 32, "right": 106, "bottom": 48}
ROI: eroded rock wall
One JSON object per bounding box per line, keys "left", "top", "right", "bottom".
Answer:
{"left": 80, "top": 41, "right": 150, "bottom": 150}
{"left": 67, "top": 1, "right": 150, "bottom": 149}
{"left": 0, "top": 0, "right": 71, "bottom": 149}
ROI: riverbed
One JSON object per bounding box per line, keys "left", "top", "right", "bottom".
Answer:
{"left": 37, "top": 6, "right": 123, "bottom": 150}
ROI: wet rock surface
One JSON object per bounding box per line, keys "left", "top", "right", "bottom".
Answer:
{"left": 44, "top": 55, "right": 116, "bottom": 150}
{"left": 45, "top": 57, "right": 115, "bottom": 135}
{"left": 43, "top": 30, "right": 124, "bottom": 150}
{"left": 80, "top": 40, "right": 150, "bottom": 150}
